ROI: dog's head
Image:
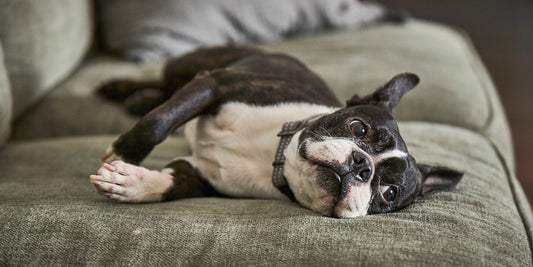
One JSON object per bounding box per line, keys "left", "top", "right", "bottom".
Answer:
{"left": 283, "top": 73, "right": 463, "bottom": 218}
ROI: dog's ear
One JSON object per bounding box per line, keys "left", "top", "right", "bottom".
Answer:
{"left": 417, "top": 164, "right": 463, "bottom": 197}
{"left": 346, "top": 73, "right": 419, "bottom": 113}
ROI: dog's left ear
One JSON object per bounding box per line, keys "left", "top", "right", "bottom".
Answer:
{"left": 346, "top": 72, "right": 420, "bottom": 113}
{"left": 417, "top": 164, "right": 463, "bottom": 197}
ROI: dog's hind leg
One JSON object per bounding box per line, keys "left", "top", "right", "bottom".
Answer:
{"left": 97, "top": 47, "right": 261, "bottom": 116}
{"left": 161, "top": 46, "right": 261, "bottom": 91}
{"left": 97, "top": 79, "right": 165, "bottom": 102}
{"left": 161, "top": 159, "right": 219, "bottom": 200}
{"left": 90, "top": 159, "right": 217, "bottom": 203}
{"left": 96, "top": 79, "right": 169, "bottom": 116}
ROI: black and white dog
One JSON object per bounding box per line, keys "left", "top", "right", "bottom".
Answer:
{"left": 90, "top": 47, "right": 462, "bottom": 218}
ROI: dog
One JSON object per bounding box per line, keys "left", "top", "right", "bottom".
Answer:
{"left": 90, "top": 46, "right": 463, "bottom": 218}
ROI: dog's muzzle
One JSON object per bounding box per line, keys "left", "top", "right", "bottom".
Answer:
{"left": 325, "top": 150, "right": 373, "bottom": 184}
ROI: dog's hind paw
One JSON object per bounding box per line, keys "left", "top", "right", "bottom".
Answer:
{"left": 96, "top": 79, "right": 138, "bottom": 101}
{"left": 90, "top": 160, "right": 173, "bottom": 203}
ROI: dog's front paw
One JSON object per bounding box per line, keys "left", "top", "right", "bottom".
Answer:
{"left": 90, "top": 160, "right": 173, "bottom": 203}
{"left": 101, "top": 144, "right": 123, "bottom": 164}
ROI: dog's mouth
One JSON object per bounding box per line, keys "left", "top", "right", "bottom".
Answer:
{"left": 325, "top": 167, "right": 342, "bottom": 182}
{"left": 291, "top": 135, "right": 377, "bottom": 217}
{"left": 309, "top": 151, "right": 375, "bottom": 218}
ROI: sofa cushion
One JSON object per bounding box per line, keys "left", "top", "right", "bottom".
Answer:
{"left": 261, "top": 20, "right": 514, "bottom": 168}
{"left": 98, "top": 0, "right": 384, "bottom": 63}
{"left": 261, "top": 21, "right": 486, "bottom": 131}
{"left": 13, "top": 20, "right": 511, "bottom": 163}
{"left": 0, "top": 0, "right": 93, "bottom": 118}
{"left": 11, "top": 57, "right": 162, "bottom": 140}
{"left": 0, "top": 123, "right": 531, "bottom": 265}
{"left": 0, "top": 42, "right": 12, "bottom": 146}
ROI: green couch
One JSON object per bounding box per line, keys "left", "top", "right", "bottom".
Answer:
{"left": 1, "top": 1, "right": 532, "bottom": 266}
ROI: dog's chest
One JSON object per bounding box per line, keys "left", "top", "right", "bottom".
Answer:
{"left": 183, "top": 102, "right": 336, "bottom": 199}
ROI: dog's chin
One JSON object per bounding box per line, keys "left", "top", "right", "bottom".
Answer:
{"left": 288, "top": 167, "right": 372, "bottom": 218}
{"left": 331, "top": 182, "right": 372, "bottom": 218}
{"left": 283, "top": 132, "right": 371, "bottom": 218}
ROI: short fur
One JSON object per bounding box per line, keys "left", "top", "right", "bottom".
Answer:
{"left": 92, "top": 46, "right": 463, "bottom": 218}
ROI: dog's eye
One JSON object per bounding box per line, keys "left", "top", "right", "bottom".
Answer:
{"left": 350, "top": 120, "right": 367, "bottom": 138}
{"left": 380, "top": 185, "right": 398, "bottom": 202}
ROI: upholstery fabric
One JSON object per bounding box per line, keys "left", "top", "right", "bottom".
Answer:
{"left": 98, "top": 0, "right": 384, "bottom": 63}
{"left": 0, "top": 42, "right": 11, "bottom": 146}
{"left": 0, "top": 124, "right": 531, "bottom": 265}
{"left": 3, "top": 18, "right": 532, "bottom": 265}
{"left": 0, "top": 0, "right": 93, "bottom": 118}
{"left": 11, "top": 57, "right": 163, "bottom": 140}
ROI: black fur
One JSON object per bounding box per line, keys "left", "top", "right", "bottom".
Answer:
{"left": 98, "top": 46, "right": 340, "bottom": 165}
{"left": 96, "top": 46, "right": 463, "bottom": 216}
{"left": 162, "top": 160, "right": 220, "bottom": 201}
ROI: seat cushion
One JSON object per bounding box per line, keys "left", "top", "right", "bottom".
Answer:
{"left": 0, "top": 123, "right": 531, "bottom": 265}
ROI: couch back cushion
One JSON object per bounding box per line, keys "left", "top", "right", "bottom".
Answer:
{"left": 0, "top": 0, "right": 93, "bottom": 118}
{"left": 0, "top": 42, "right": 12, "bottom": 146}
{"left": 98, "top": 0, "right": 384, "bottom": 63}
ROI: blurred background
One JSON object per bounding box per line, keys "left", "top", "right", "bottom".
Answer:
{"left": 379, "top": 0, "right": 533, "bottom": 204}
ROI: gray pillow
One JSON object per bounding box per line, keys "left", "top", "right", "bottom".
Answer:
{"left": 0, "top": 42, "right": 12, "bottom": 146}
{"left": 99, "top": 0, "right": 385, "bottom": 63}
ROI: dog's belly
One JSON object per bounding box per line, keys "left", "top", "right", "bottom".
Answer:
{"left": 183, "top": 102, "right": 336, "bottom": 199}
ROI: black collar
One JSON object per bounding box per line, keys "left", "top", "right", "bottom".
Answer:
{"left": 272, "top": 115, "right": 322, "bottom": 201}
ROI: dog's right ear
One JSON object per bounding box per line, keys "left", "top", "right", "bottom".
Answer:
{"left": 346, "top": 73, "right": 420, "bottom": 113}
{"left": 417, "top": 164, "right": 463, "bottom": 197}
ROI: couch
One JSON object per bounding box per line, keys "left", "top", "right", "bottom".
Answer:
{"left": 1, "top": 1, "right": 532, "bottom": 265}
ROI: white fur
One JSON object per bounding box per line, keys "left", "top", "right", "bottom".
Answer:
{"left": 284, "top": 136, "right": 407, "bottom": 218}
{"left": 333, "top": 183, "right": 372, "bottom": 218}
{"left": 283, "top": 131, "right": 337, "bottom": 215}
{"left": 373, "top": 149, "right": 407, "bottom": 163}
{"left": 91, "top": 161, "right": 173, "bottom": 203}
{"left": 183, "top": 102, "right": 337, "bottom": 200}
{"left": 94, "top": 101, "right": 408, "bottom": 216}
{"left": 306, "top": 138, "right": 356, "bottom": 165}
{"left": 283, "top": 133, "right": 375, "bottom": 217}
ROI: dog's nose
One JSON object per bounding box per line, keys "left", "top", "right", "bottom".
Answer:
{"left": 350, "top": 151, "right": 372, "bottom": 182}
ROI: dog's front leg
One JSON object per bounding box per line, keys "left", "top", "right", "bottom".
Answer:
{"left": 102, "top": 76, "right": 219, "bottom": 165}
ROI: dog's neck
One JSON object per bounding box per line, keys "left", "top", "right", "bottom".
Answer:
{"left": 272, "top": 115, "right": 322, "bottom": 201}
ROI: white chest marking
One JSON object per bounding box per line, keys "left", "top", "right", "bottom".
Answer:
{"left": 183, "top": 102, "right": 337, "bottom": 200}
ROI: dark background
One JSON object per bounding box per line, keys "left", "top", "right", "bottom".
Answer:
{"left": 378, "top": 0, "right": 533, "bottom": 204}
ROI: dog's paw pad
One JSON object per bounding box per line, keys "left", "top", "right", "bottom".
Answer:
{"left": 91, "top": 160, "right": 173, "bottom": 203}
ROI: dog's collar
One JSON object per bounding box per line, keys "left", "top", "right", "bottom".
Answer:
{"left": 272, "top": 115, "right": 322, "bottom": 201}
